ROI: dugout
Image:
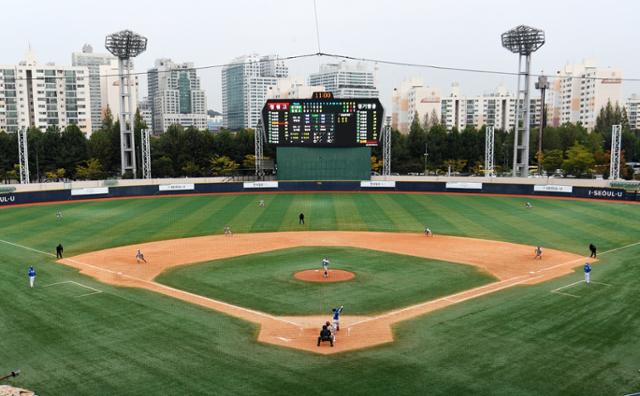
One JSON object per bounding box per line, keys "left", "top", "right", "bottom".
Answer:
{"left": 276, "top": 146, "right": 371, "bottom": 181}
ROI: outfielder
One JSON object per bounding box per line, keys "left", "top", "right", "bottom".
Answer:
{"left": 332, "top": 305, "right": 344, "bottom": 331}
{"left": 322, "top": 257, "right": 330, "bottom": 278}
{"left": 28, "top": 266, "right": 36, "bottom": 288}
{"left": 584, "top": 262, "right": 591, "bottom": 284}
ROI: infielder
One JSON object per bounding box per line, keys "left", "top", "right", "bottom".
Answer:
{"left": 424, "top": 226, "right": 432, "bottom": 237}
{"left": 332, "top": 305, "right": 344, "bottom": 331}
{"left": 322, "top": 257, "right": 330, "bottom": 278}
{"left": 28, "top": 266, "right": 36, "bottom": 288}
{"left": 534, "top": 246, "right": 542, "bottom": 260}
{"left": 584, "top": 262, "right": 591, "bottom": 284}
{"left": 224, "top": 226, "right": 232, "bottom": 236}
{"left": 136, "top": 249, "right": 147, "bottom": 264}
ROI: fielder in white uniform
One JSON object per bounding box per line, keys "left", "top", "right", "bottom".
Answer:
{"left": 322, "top": 258, "right": 330, "bottom": 278}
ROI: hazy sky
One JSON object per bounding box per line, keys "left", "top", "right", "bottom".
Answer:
{"left": 4, "top": 0, "right": 639, "bottom": 111}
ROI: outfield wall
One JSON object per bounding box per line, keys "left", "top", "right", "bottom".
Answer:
{"left": 0, "top": 177, "right": 638, "bottom": 207}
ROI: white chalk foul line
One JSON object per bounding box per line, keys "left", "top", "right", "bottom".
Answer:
{"left": 0, "top": 239, "right": 56, "bottom": 257}
{"left": 59, "top": 256, "right": 304, "bottom": 328}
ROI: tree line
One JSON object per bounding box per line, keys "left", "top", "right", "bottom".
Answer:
{"left": 1, "top": 102, "right": 639, "bottom": 183}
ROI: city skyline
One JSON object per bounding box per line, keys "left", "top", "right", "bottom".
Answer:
{"left": 2, "top": 0, "right": 639, "bottom": 116}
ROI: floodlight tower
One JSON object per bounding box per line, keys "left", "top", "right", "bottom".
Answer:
{"left": 105, "top": 30, "right": 147, "bottom": 177}
{"left": 501, "top": 25, "right": 545, "bottom": 177}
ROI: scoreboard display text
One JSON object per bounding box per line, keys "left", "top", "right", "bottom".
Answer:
{"left": 262, "top": 98, "right": 384, "bottom": 147}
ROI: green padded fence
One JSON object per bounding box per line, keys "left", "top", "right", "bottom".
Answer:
{"left": 276, "top": 147, "right": 371, "bottom": 181}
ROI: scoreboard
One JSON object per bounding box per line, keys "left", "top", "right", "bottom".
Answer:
{"left": 262, "top": 97, "right": 384, "bottom": 147}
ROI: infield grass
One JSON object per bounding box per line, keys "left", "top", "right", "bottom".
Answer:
{"left": 155, "top": 246, "right": 496, "bottom": 315}
{"left": 1, "top": 193, "right": 639, "bottom": 395}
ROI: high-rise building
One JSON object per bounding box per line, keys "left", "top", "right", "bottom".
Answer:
{"left": 71, "top": 44, "right": 116, "bottom": 132}
{"left": 221, "top": 54, "right": 288, "bottom": 129}
{"left": 0, "top": 49, "right": 92, "bottom": 134}
{"left": 138, "top": 97, "right": 153, "bottom": 130}
{"left": 546, "top": 60, "right": 623, "bottom": 129}
{"left": 308, "top": 61, "right": 378, "bottom": 99}
{"left": 440, "top": 83, "right": 541, "bottom": 131}
{"left": 266, "top": 77, "right": 324, "bottom": 99}
{"left": 392, "top": 78, "right": 441, "bottom": 133}
{"left": 627, "top": 94, "right": 640, "bottom": 131}
{"left": 147, "top": 58, "right": 207, "bottom": 133}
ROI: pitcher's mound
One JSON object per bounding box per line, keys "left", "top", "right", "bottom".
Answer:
{"left": 294, "top": 269, "right": 355, "bottom": 283}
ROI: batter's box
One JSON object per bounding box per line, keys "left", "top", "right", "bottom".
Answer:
{"left": 550, "top": 280, "right": 611, "bottom": 298}
{"left": 42, "top": 280, "right": 103, "bottom": 298}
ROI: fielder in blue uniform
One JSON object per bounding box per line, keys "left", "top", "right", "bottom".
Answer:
{"left": 584, "top": 262, "right": 591, "bottom": 284}
{"left": 332, "top": 305, "right": 344, "bottom": 331}
{"left": 28, "top": 266, "right": 36, "bottom": 288}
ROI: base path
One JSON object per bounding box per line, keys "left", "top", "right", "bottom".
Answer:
{"left": 59, "top": 231, "right": 587, "bottom": 354}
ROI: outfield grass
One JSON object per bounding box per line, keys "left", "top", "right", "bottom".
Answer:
{"left": 1, "top": 193, "right": 639, "bottom": 395}
{"left": 155, "top": 247, "right": 496, "bottom": 315}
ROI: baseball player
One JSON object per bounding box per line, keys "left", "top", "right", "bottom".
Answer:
{"left": 332, "top": 305, "right": 344, "bottom": 331}
{"left": 534, "top": 246, "right": 542, "bottom": 260}
{"left": 135, "top": 249, "right": 147, "bottom": 264}
{"left": 55, "top": 210, "right": 63, "bottom": 220}
{"left": 525, "top": 202, "right": 533, "bottom": 209}
{"left": 322, "top": 257, "right": 330, "bottom": 278}
{"left": 56, "top": 243, "right": 64, "bottom": 259}
{"left": 589, "top": 243, "right": 597, "bottom": 258}
{"left": 224, "top": 226, "right": 232, "bottom": 236}
{"left": 259, "top": 199, "right": 265, "bottom": 207}
{"left": 28, "top": 266, "right": 36, "bottom": 288}
{"left": 584, "top": 262, "right": 591, "bottom": 284}
{"left": 424, "top": 226, "right": 433, "bottom": 237}
{"left": 299, "top": 213, "right": 305, "bottom": 225}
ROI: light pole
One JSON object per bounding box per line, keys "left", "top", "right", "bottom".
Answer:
{"left": 501, "top": 25, "right": 545, "bottom": 177}
{"left": 423, "top": 142, "right": 428, "bottom": 175}
{"left": 535, "top": 75, "right": 549, "bottom": 175}
{"left": 105, "top": 30, "right": 147, "bottom": 177}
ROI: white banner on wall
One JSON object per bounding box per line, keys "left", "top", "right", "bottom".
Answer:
{"left": 533, "top": 185, "right": 573, "bottom": 193}
{"left": 70, "top": 187, "right": 109, "bottom": 196}
{"left": 445, "top": 182, "right": 483, "bottom": 190}
{"left": 243, "top": 181, "right": 279, "bottom": 189}
{"left": 361, "top": 181, "right": 396, "bottom": 188}
{"left": 158, "top": 183, "right": 195, "bottom": 192}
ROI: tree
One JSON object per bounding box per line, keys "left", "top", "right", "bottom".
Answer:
{"left": 75, "top": 158, "right": 105, "bottom": 180}
{"left": 562, "top": 144, "right": 595, "bottom": 177}
{"left": 371, "top": 155, "right": 383, "bottom": 173}
{"left": 45, "top": 168, "right": 66, "bottom": 181}
{"left": 102, "top": 106, "right": 114, "bottom": 130}
{"left": 542, "top": 149, "right": 564, "bottom": 173}
{"left": 181, "top": 161, "right": 202, "bottom": 177}
{"left": 209, "top": 155, "right": 239, "bottom": 176}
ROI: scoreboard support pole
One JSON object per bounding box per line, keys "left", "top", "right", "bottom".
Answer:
{"left": 382, "top": 116, "right": 392, "bottom": 177}
{"left": 255, "top": 118, "right": 265, "bottom": 179}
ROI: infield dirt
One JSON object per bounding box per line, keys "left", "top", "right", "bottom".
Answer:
{"left": 59, "top": 231, "right": 587, "bottom": 354}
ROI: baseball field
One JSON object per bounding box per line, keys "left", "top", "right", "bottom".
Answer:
{"left": 1, "top": 192, "right": 640, "bottom": 395}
